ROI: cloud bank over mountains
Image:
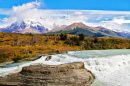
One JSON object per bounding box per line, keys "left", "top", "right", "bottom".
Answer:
{"left": 0, "top": 1, "right": 130, "bottom": 31}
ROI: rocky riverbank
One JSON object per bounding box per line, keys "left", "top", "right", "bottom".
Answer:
{"left": 0, "top": 61, "right": 14, "bottom": 67}
{"left": 0, "top": 50, "right": 67, "bottom": 67}
{"left": 0, "top": 54, "right": 48, "bottom": 67}
{"left": 0, "top": 62, "right": 94, "bottom": 86}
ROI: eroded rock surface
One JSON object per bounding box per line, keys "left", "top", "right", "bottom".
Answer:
{"left": 0, "top": 62, "right": 94, "bottom": 86}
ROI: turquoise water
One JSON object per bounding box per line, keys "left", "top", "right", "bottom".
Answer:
{"left": 0, "top": 49, "right": 130, "bottom": 86}
{"left": 67, "top": 49, "right": 130, "bottom": 58}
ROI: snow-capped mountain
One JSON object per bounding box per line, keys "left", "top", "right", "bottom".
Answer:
{"left": 0, "top": 19, "right": 48, "bottom": 33}
{"left": 112, "top": 29, "right": 128, "bottom": 33}
{"left": 112, "top": 29, "right": 130, "bottom": 38}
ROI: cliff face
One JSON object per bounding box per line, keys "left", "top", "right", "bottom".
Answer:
{"left": 0, "top": 62, "right": 94, "bottom": 86}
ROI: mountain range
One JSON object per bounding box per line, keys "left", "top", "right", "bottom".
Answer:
{"left": 49, "top": 22, "right": 127, "bottom": 38}
{"left": 0, "top": 19, "right": 130, "bottom": 38}
{"left": 0, "top": 19, "right": 48, "bottom": 33}
{"left": 112, "top": 29, "right": 130, "bottom": 38}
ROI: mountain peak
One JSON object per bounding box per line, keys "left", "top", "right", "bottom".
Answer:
{"left": 49, "top": 22, "right": 126, "bottom": 38}
{"left": 23, "top": 19, "right": 42, "bottom": 28}
{"left": 50, "top": 22, "right": 91, "bottom": 32}
{"left": 71, "top": 22, "right": 89, "bottom": 27}
{"left": 0, "top": 19, "right": 48, "bottom": 33}
{"left": 72, "top": 22, "right": 84, "bottom": 25}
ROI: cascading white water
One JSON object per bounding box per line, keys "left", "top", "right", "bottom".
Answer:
{"left": 85, "top": 54, "right": 130, "bottom": 86}
{"left": 0, "top": 49, "right": 130, "bottom": 86}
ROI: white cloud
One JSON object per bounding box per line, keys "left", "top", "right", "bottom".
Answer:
{"left": 2, "top": 17, "right": 17, "bottom": 23}
{"left": 0, "top": 1, "right": 41, "bottom": 28}
{"left": 0, "top": 9, "right": 11, "bottom": 15}
{"left": 0, "top": 2, "right": 89, "bottom": 30}
{"left": 73, "top": 12, "right": 83, "bottom": 15}
{"left": 98, "top": 16, "right": 130, "bottom": 31}
{"left": 102, "top": 16, "right": 130, "bottom": 24}
{"left": 0, "top": 17, "right": 17, "bottom": 28}
{"left": 0, "top": 1, "right": 130, "bottom": 32}
{"left": 101, "top": 22, "right": 128, "bottom": 30}
{"left": 12, "top": 2, "right": 40, "bottom": 13}
{"left": 84, "top": 10, "right": 130, "bottom": 14}
{"left": 113, "top": 19, "right": 130, "bottom": 24}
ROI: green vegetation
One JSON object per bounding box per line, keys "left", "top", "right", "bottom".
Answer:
{"left": 62, "top": 33, "right": 130, "bottom": 50}
{"left": 60, "top": 33, "right": 67, "bottom": 40}
{"left": 49, "top": 27, "right": 124, "bottom": 38}
{"left": 29, "top": 50, "right": 32, "bottom": 54}
{"left": 12, "top": 56, "right": 22, "bottom": 62}
{"left": 79, "top": 33, "right": 84, "bottom": 41}
{"left": 0, "top": 54, "right": 9, "bottom": 63}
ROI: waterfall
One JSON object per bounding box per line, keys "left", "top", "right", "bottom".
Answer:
{"left": 0, "top": 49, "right": 130, "bottom": 86}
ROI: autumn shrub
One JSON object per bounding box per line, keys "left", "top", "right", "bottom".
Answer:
{"left": 23, "top": 55, "right": 29, "bottom": 59}
{"left": 0, "top": 59, "right": 5, "bottom": 63}
{"left": 0, "top": 54, "right": 9, "bottom": 63}
{"left": 64, "top": 39, "right": 74, "bottom": 46}
{"left": 0, "top": 54, "right": 9, "bottom": 58}
{"left": 12, "top": 56, "right": 22, "bottom": 62}
{"left": 29, "top": 50, "right": 32, "bottom": 54}
{"left": 60, "top": 33, "right": 67, "bottom": 40}
{"left": 56, "top": 50, "right": 60, "bottom": 54}
{"left": 79, "top": 33, "right": 84, "bottom": 41}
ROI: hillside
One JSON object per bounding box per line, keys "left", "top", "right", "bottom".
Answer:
{"left": 51, "top": 27, "right": 106, "bottom": 37}
{"left": 49, "top": 22, "right": 91, "bottom": 32}
{"left": 49, "top": 23, "right": 124, "bottom": 38}
{"left": 112, "top": 29, "right": 130, "bottom": 38}
{"left": 50, "top": 27, "right": 124, "bottom": 38}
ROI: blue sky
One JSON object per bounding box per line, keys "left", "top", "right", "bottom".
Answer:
{"left": 0, "top": 0, "right": 36, "bottom": 8}
{"left": 44, "top": 0, "right": 130, "bottom": 11}
{"left": 0, "top": 0, "right": 130, "bottom": 11}
{"left": 0, "top": 0, "right": 130, "bottom": 31}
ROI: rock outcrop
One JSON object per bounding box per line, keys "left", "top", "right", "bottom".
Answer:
{"left": 0, "top": 62, "right": 94, "bottom": 86}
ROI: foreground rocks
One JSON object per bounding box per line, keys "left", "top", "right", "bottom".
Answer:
{"left": 0, "top": 62, "right": 94, "bottom": 86}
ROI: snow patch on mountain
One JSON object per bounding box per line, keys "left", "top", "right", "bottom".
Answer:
{"left": 23, "top": 19, "right": 42, "bottom": 29}
{"left": 0, "top": 19, "right": 48, "bottom": 33}
{"left": 112, "top": 29, "right": 130, "bottom": 38}
{"left": 112, "top": 29, "right": 129, "bottom": 33}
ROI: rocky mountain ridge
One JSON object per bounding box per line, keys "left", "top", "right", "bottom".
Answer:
{"left": 0, "top": 19, "right": 130, "bottom": 38}
{"left": 49, "top": 22, "right": 125, "bottom": 38}
{"left": 0, "top": 19, "right": 48, "bottom": 33}
{"left": 112, "top": 29, "right": 130, "bottom": 38}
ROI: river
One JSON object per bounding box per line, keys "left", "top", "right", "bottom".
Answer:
{"left": 0, "top": 49, "right": 130, "bottom": 86}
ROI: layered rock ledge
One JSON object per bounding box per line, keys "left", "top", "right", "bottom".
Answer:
{"left": 0, "top": 62, "right": 94, "bottom": 86}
